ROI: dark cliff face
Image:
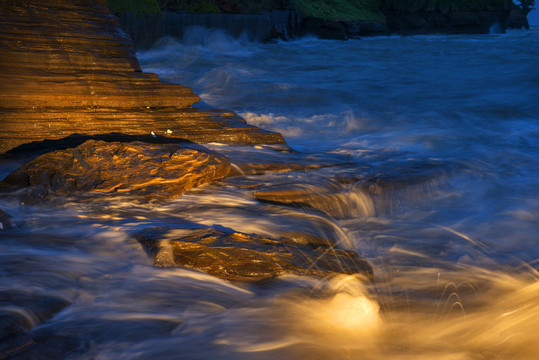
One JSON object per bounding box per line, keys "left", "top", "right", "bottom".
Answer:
{"left": 0, "top": 0, "right": 285, "bottom": 154}
{"left": 380, "top": 2, "right": 515, "bottom": 34}
{"left": 113, "top": 1, "right": 530, "bottom": 46}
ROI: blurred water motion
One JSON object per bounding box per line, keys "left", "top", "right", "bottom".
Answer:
{"left": 1, "top": 27, "right": 538, "bottom": 359}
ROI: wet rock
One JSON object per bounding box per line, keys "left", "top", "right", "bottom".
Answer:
{"left": 229, "top": 162, "right": 326, "bottom": 176}
{"left": 7, "top": 331, "right": 83, "bottom": 360}
{"left": 134, "top": 227, "right": 373, "bottom": 282}
{"left": 0, "top": 0, "right": 285, "bottom": 154}
{"left": 280, "top": 231, "right": 337, "bottom": 249}
{"left": 0, "top": 318, "right": 33, "bottom": 360}
{"left": 0, "top": 209, "right": 11, "bottom": 230}
{"left": 506, "top": 6, "right": 529, "bottom": 29}
{"left": 253, "top": 183, "right": 374, "bottom": 219}
{"left": 357, "top": 160, "right": 449, "bottom": 216}
{"left": 382, "top": 6, "right": 513, "bottom": 35}
{"left": 0, "top": 290, "right": 72, "bottom": 359}
{"left": 0, "top": 140, "right": 230, "bottom": 201}
{"left": 213, "top": 146, "right": 344, "bottom": 177}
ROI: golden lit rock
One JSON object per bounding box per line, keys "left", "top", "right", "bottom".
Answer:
{"left": 0, "top": 0, "right": 285, "bottom": 154}
{"left": 135, "top": 226, "right": 374, "bottom": 282}
{"left": 0, "top": 140, "right": 230, "bottom": 201}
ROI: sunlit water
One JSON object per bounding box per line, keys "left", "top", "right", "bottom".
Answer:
{"left": 1, "top": 28, "right": 539, "bottom": 359}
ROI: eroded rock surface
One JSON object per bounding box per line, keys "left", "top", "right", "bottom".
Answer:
{"left": 134, "top": 226, "right": 373, "bottom": 282}
{"left": 0, "top": 0, "right": 285, "bottom": 154}
{"left": 0, "top": 140, "right": 230, "bottom": 201}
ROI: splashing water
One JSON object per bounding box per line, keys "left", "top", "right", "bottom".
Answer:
{"left": 2, "top": 27, "right": 539, "bottom": 359}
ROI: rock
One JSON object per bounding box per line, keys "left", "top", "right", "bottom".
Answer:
{"left": 0, "top": 290, "right": 71, "bottom": 359}
{"left": 357, "top": 160, "right": 449, "bottom": 216}
{"left": 134, "top": 227, "right": 373, "bottom": 282}
{"left": 506, "top": 6, "right": 530, "bottom": 29}
{"left": 382, "top": 6, "right": 513, "bottom": 35}
{"left": 298, "top": 17, "right": 349, "bottom": 40}
{"left": 253, "top": 183, "right": 374, "bottom": 219}
{"left": 0, "top": 140, "right": 230, "bottom": 201}
{"left": 0, "top": 209, "right": 11, "bottom": 230}
{"left": 0, "top": 0, "right": 285, "bottom": 154}
{"left": 229, "top": 162, "right": 329, "bottom": 177}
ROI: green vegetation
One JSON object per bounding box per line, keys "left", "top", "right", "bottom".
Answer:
{"left": 106, "top": 0, "right": 160, "bottom": 14}
{"left": 295, "top": 0, "right": 384, "bottom": 21}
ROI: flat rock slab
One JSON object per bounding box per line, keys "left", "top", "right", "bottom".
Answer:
{"left": 0, "top": 0, "right": 286, "bottom": 153}
{"left": 253, "top": 183, "right": 375, "bottom": 219}
{"left": 0, "top": 140, "right": 230, "bottom": 201}
{"left": 134, "top": 227, "right": 373, "bottom": 282}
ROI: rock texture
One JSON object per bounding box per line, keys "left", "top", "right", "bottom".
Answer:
{"left": 0, "top": 0, "right": 285, "bottom": 154}
{"left": 0, "top": 140, "right": 230, "bottom": 201}
{"left": 135, "top": 226, "right": 373, "bottom": 282}
{"left": 254, "top": 183, "right": 374, "bottom": 219}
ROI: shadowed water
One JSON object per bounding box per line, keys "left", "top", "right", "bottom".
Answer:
{"left": 1, "top": 27, "right": 538, "bottom": 359}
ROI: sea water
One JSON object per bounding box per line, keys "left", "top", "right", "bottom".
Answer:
{"left": 1, "top": 27, "right": 538, "bottom": 359}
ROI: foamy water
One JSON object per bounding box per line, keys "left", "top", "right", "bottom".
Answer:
{"left": 1, "top": 27, "right": 538, "bottom": 359}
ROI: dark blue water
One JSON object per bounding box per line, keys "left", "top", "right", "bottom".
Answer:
{"left": 1, "top": 28, "right": 538, "bottom": 359}
{"left": 139, "top": 27, "right": 539, "bottom": 263}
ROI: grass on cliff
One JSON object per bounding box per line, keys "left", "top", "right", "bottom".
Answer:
{"left": 107, "top": 0, "right": 160, "bottom": 14}
{"left": 295, "top": 0, "right": 385, "bottom": 21}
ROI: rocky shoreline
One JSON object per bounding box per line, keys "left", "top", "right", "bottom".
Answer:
{"left": 0, "top": 1, "right": 374, "bottom": 357}
{"left": 0, "top": 0, "right": 533, "bottom": 358}
{"left": 114, "top": 2, "right": 530, "bottom": 48}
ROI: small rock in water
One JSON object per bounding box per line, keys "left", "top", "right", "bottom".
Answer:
{"left": 134, "top": 226, "right": 373, "bottom": 282}
{"left": 0, "top": 140, "right": 231, "bottom": 202}
{"left": 0, "top": 290, "right": 72, "bottom": 359}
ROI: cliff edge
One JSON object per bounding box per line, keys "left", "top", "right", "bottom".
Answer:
{"left": 0, "top": 0, "right": 285, "bottom": 154}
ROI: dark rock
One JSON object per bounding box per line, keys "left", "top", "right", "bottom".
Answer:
{"left": 357, "top": 160, "right": 449, "bottom": 216}
{"left": 0, "top": 290, "right": 71, "bottom": 359}
{"left": 0, "top": 209, "right": 11, "bottom": 230}
{"left": 0, "top": 319, "right": 34, "bottom": 360}
{"left": 506, "top": 6, "right": 530, "bottom": 29}
{"left": 298, "top": 17, "right": 349, "bottom": 40}
{"left": 0, "top": 140, "right": 231, "bottom": 201}
{"left": 382, "top": 7, "right": 513, "bottom": 35}
{"left": 117, "top": 10, "right": 296, "bottom": 48}
{"left": 134, "top": 226, "right": 373, "bottom": 282}
{"left": 0, "top": 0, "right": 286, "bottom": 154}
{"left": 7, "top": 331, "right": 83, "bottom": 360}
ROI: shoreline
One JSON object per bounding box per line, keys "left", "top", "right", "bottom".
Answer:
{"left": 115, "top": 5, "right": 530, "bottom": 49}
